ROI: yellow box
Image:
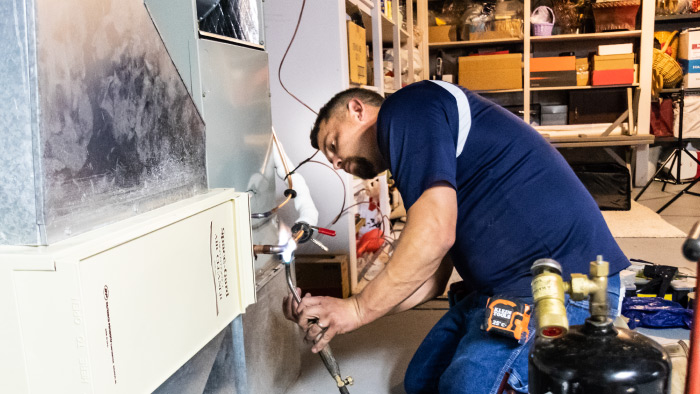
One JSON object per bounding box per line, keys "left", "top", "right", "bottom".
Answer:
{"left": 576, "top": 58, "right": 590, "bottom": 86}
{"left": 347, "top": 21, "right": 367, "bottom": 85}
{"left": 458, "top": 54, "right": 522, "bottom": 91}
{"left": 593, "top": 54, "right": 635, "bottom": 71}
{"left": 468, "top": 30, "right": 514, "bottom": 41}
{"left": 429, "top": 25, "right": 457, "bottom": 42}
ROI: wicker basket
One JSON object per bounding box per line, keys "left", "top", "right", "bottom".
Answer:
{"left": 553, "top": 1, "right": 580, "bottom": 34}
{"left": 654, "top": 30, "right": 679, "bottom": 60}
{"left": 531, "top": 6, "right": 555, "bottom": 36}
{"left": 653, "top": 31, "right": 683, "bottom": 88}
{"left": 592, "top": 0, "right": 640, "bottom": 32}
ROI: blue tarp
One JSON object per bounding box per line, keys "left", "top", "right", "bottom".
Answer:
{"left": 621, "top": 297, "right": 694, "bottom": 329}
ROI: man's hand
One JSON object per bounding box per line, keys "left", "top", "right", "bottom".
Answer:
{"left": 282, "top": 289, "right": 363, "bottom": 353}
{"left": 297, "top": 295, "right": 363, "bottom": 353}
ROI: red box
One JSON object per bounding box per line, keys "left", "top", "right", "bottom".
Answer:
{"left": 591, "top": 69, "right": 634, "bottom": 85}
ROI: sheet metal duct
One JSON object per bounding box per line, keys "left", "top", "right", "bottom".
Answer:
{"left": 0, "top": 0, "right": 207, "bottom": 246}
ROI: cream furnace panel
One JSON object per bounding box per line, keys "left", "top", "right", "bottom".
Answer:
{"left": 0, "top": 189, "right": 255, "bottom": 393}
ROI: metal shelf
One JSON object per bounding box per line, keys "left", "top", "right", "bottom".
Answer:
{"left": 429, "top": 30, "right": 641, "bottom": 49}
{"left": 475, "top": 88, "right": 524, "bottom": 94}
{"left": 531, "top": 83, "right": 639, "bottom": 91}
{"left": 530, "top": 30, "right": 642, "bottom": 42}
{"left": 660, "top": 87, "right": 700, "bottom": 94}
{"left": 350, "top": 83, "right": 379, "bottom": 92}
{"left": 429, "top": 37, "right": 523, "bottom": 49}
{"left": 655, "top": 13, "right": 700, "bottom": 23}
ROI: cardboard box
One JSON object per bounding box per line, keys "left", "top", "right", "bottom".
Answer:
{"left": 530, "top": 56, "right": 576, "bottom": 72}
{"left": 593, "top": 54, "right": 634, "bottom": 71}
{"left": 576, "top": 58, "right": 590, "bottom": 86}
{"left": 468, "top": 30, "right": 514, "bottom": 41}
{"left": 458, "top": 53, "right": 522, "bottom": 91}
{"left": 541, "top": 104, "right": 568, "bottom": 125}
{"left": 598, "top": 43, "right": 633, "bottom": 56}
{"left": 679, "top": 28, "right": 700, "bottom": 88}
{"left": 591, "top": 69, "right": 634, "bottom": 85}
{"left": 429, "top": 25, "right": 457, "bottom": 42}
{"left": 295, "top": 254, "right": 350, "bottom": 298}
{"left": 347, "top": 21, "right": 367, "bottom": 85}
{"left": 572, "top": 163, "right": 631, "bottom": 211}
{"left": 530, "top": 56, "right": 576, "bottom": 87}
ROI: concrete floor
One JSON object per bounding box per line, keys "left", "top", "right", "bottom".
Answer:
{"left": 285, "top": 180, "right": 700, "bottom": 394}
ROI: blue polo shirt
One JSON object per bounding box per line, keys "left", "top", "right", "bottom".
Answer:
{"left": 376, "top": 81, "right": 629, "bottom": 296}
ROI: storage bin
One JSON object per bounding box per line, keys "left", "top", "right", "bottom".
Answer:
{"left": 571, "top": 163, "right": 631, "bottom": 211}
{"left": 592, "top": 0, "right": 640, "bottom": 32}
{"left": 429, "top": 25, "right": 458, "bottom": 42}
{"left": 541, "top": 104, "right": 568, "bottom": 125}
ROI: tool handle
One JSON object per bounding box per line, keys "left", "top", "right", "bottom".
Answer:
{"left": 320, "top": 346, "right": 341, "bottom": 378}
{"left": 312, "top": 225, "right": 336, "bottom": 237}
{"left": 683, "top": 221, "right": 700, "bottom": 262}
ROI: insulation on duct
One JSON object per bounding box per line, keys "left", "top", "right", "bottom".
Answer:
{"left": 0, "top": 0, "right": 207, "bottom": 245}
{"left": 197, "top": 0, "right": 260, "bottom": 45}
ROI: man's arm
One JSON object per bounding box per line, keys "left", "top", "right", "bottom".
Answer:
{"left": 387, "top": 254, "right": 454, "bottom": 315}
{"left": 293, "top": 183, "right": 457, "bottom": 352}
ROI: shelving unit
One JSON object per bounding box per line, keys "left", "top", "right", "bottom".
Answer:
{"left": 529, "top": 30, "right": 642, "bottom": 41}
{"left": 417, "top": 0, "right": 655, "bottom": 184}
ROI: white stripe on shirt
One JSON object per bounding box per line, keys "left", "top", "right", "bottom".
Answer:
{"left": 428, "top": 80, "right": 472, "bottom": 158}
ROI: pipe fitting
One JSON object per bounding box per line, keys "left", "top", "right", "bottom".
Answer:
{"left": 253, "top": 244, "right": 285, "bottom": 255}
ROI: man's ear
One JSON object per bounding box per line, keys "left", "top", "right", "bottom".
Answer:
{"left": 347, "top": 98, "right": 363, "bottom": 121}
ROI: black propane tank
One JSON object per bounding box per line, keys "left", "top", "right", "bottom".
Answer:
{"left": 529, "top": 319, "right": 671, "bottom": 393}
{"left": 529, "top": 257, "right": 671, "bottom": 394}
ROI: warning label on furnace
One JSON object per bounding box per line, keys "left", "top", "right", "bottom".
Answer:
{"left": 103, "top": 285, "right": 117, "bottom": 384}
{"left": 209, "top": 222, "right": 230, "bottom": 316}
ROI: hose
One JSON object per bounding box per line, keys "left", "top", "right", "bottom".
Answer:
{"left": 284, "top": 238, "right": 351, "bottom": 393}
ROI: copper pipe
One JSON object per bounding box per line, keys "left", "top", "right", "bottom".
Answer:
{"left": 253, "top": 245, "right": 285, "bottom": 255}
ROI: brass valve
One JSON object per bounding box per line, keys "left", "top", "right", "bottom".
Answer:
{"left": 531, "top": 256, "right": 610, "bottom": 338}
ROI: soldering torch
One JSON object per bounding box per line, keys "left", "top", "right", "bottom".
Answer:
{"left": 254, "top": 224, "right": 353, "bottom": 394}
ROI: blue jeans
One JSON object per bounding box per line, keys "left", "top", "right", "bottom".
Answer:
{"left": 404, "top": 274, "right": 622, "bottom": 394}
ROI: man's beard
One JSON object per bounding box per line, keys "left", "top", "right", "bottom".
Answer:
{"left": 345, "top": 156, "right": 381, "bottom": 179}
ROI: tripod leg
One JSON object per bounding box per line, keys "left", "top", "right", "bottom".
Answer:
{"left": 664, "top": 152, "right": 681, "bottom": 191}
{"left": 657, "top": 175, "right": 700, "bottom": 214}
{"left": 636, "top": 149, "right": 680, "bottom": 200}
{"left": 683, "top": 148, "right": 700, "bottom": 167}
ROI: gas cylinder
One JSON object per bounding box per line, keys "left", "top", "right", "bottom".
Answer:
{"left": 529, "top": 257, "right": 671, "bottom": 394}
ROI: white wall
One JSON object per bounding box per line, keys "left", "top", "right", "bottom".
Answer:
{"left": 264, "top": 0, "right": 355, "bottom": 255}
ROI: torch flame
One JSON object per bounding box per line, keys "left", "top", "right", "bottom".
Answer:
{"left": 278, "top": 223, "right": 297, "bottom": 263}
{"left": 282, "top": 238, "right": 297, "bottom": 263}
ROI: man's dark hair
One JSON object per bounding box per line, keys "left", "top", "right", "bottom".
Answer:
{"left": 310, "top": 88, "right": 385, "bottom": 149}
